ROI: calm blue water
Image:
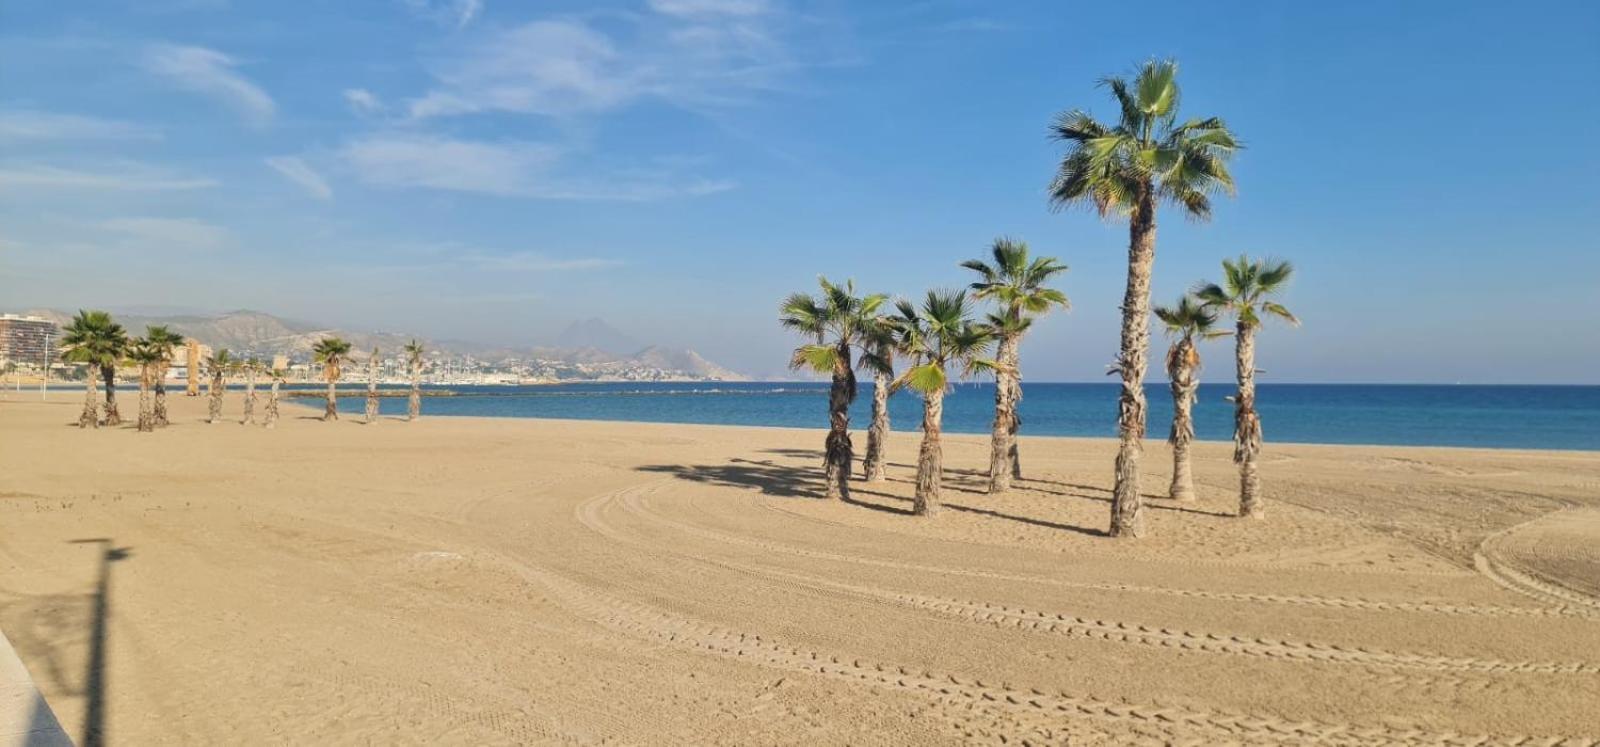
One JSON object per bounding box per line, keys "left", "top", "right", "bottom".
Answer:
{"left": 312, "top": 382, "right": 1600, "bottom": 451}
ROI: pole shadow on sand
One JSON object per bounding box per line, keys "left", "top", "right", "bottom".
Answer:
{"left": 67, "top": 538, "right": 131, "bottom": 747}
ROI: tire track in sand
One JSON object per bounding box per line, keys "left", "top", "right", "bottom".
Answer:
{"left": 541, "top": 484, "right": 1596, "bottom": 745}
{"left": 580, "top": 486, "right": 1600, "bottom": 680}
{"left": 632, "top": 483, "right": 1592, "bottom": 620}
{"left": 1475, "top": 513, "right": 1600, "bottom": 613}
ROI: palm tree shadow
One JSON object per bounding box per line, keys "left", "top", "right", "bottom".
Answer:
{"left": 637, "top": 458, "right": 827, "bottom": 499}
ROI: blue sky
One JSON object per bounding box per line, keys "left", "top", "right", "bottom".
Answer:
{"left": 2, "top": 0, "right": 1597, "bottom": 382}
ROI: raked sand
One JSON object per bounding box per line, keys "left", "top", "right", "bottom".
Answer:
{"left": 2, "top": 391, "right": 1599, "bottom": 744}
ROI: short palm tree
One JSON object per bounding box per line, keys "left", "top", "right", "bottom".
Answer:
{"left": 264, "top": 368, "right": 284, "bottom": 429}
{"left": 207, "top": 349, "right": 234, "bottom": 424}
{"left": 1049, "top": 58, "right": 1240, "bottom": 538}
{"left": 143, "top": 325, "right": 184, "bottom": 427}
{"left": 1195, "top": 256, "right": 1299, "bottom": 519}
{"left": 856, "top": 315, "right": 903, "bottom": 482}
{"left": 780, "top": 277, "right": 888, "bottom": 500}
{"left": 403, "top": 340, "right": 425, "bottom": 421}
{"left": 1153, "top": 296, "right": 1228, "bottom": 502}
{"left": 891, "top": 290, "right": 995, "bottom": 516}
{"left": 126, "top": 339, "right": 165, "bottom": 433}
{"left": 240, "top": 357, "right": 261, "bottom": 425}
{"left": 59, "top": 310, "right": 128, "bottom": 429}
{"left": 313, "top": 337, "right": 353, "bottom": 421}
{"left": 365, "top": 348, "right": 381, "bottom": 424}
{"left": 961, "top": 237, "right": 1069, "bottom": 493}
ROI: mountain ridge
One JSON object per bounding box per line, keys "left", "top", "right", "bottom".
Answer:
{"left": 25, "top": 308, "right": 746, "bottom": 381}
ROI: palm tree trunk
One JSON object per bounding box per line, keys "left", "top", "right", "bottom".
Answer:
{"left": 154, "top": 365, "right": 169, "bottom": 426}
{"left": 822, "top": 348, "right": 855, "bottom": 501}
{"left": 1234, "top": 323, "right": 1263, "bottom": 518}
{"left": 242, "top": 369, "right": 257, "bottom": 424}
{"left": 1168, "top": 339, "right": 1198, "bottom": 501}
{"left": 862, "top": 370, "right": 890, "bottom": 481}
{"left": 365, "top": 355, "right": 379, "bottom": 424}
{"left": 137, "top": 367, "right": 154, "bottom": 433}
{"left": 265, "top": 377, "right": 280, "bottom": 429}
{"left": 101, "top": 365, "right": 121, "bottom": 425}
{"left": 1110, "top": 190, "right": 1156, "bottom": 538}
{"left": 324, "top": 371, "right": 339, "bottom": 421}
{"left": 79, "top": 367, "right": 99, "bottom": 429}
{"left": 408, "top": 363, "right": 421, "bottom": 421}
{"left": 987, "top": 332, "right": 1022, "bottom": 493}
{"left": 913, "top": 387, "right": 945, "bottom": 516}
{"left": 208, "top": 372, "right": 224, "bottom": 423}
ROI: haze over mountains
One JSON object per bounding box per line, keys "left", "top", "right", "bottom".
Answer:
{"left": 26, "top": 309, "right": 745, "bottom": 381}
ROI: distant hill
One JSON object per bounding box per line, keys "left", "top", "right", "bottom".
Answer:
{"left": 555, "top": 317, "right": 639, "bottom": 355}
{"left": 27, "top": 308, "right": 746, "bottom": 381}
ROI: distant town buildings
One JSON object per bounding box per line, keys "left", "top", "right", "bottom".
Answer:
{"left": 0, "top": 314, "right": 57, "bottom": 364}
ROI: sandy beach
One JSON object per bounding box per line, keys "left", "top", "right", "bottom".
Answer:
{"left": 2, "top": 391, "right": 1598, "bottom": 744}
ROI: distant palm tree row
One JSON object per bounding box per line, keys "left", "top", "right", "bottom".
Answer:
{"left": 57, "top": 311, "right": 429, "bottom": 431}
{"left": 778, "top": 59, "right": 1298, "bottom": 538}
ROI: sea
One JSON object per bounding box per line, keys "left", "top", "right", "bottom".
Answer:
{"left": 316, "top": 382, "right": 1600, "bottom": 451}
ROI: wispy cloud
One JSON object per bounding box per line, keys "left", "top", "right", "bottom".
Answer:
{"left": 101, "top": 217, "right": 230, "bottom": 250}
{"left": 0, "top": 163, "right": 217, "bottom": 191}
{"left": 143, "top": 44, "right": 276, "bottom": 125}
{"left": 461, "top": 251, "right": 623, "bottom": 272}
{"left": 647, "top": 0, "right": 770, "bottom": 17}
{"left": 343, "top": 88, "right": 383, "bottom": 115}
{"left": 265, "top": 156, "right": 333, "bottom": 200}
{"left": 340, "top": 133, "right": 731, "bottom": 200}
{"left": 403, "top": 0, "right": 482, "bottom": 29}
{"left": 406, "top": 1, "right": 801, "bottom": 120}
{"left": 0, "top": 110, "right": 161, "bottom": 142}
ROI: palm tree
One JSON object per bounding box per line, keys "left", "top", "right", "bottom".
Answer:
{"left": 1049, "top": 59, "right": 1240, "bottom": 538}
{"left": 59, "top": 310, "right": 128, "bottom": 429}
{"left": 961, "top": 237, "right": 1070, "bottom": 493}
{"left": 144, "top": 325, "right": 184, "bottom": 427}
{"left": 1195, "top": 256, "right": 1299, "bottom": 519}
{"left": 365, "top": 348, "right": 380, "bottom": 424}
{"left": 126, "top": 339, "right": 164, "bottom": 433}
{"left": 891, "top": 291, "right": 995, "bottom": 516}
{"left": 1153, "top": 296, "right": 1228, "bottom": 502}
{"left": 403, "top": 340, "right": 424, "bottom": 421}
{"left": 313, "top": 337, "right": 353, "bottom": 421}
{"left": 780, "top": 277, "right": 888, "bottom": 500}
{"left": 240, "top": 357, "right": 261, "bottom": 425}
{"left": 207, "top": 349, "right": 234, "bottom": 424}
{"left": 856, "top": 315, "right": 902, "bottom": 482}
{"left": 264, "top": 368, "right": 284, "bottom": 429}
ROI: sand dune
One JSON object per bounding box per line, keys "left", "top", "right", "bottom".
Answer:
{"left": 2, "top": 392, "right": 1598, "bottom": 744}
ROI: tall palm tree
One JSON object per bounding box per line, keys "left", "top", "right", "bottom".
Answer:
{"left": 59, "top": 310, "right": 128, "bottom": 429}
{"left": 961, "top": 237, "right": 1070, "bottom": 493}
{"left": 207, "top": 349, "right": 234, "bottom": 424}
{"left": 891, "top": 291, "right": 995, "bottom": 516}
{"left": 264, "top": 368, "right": 284, "bottom": 429}
{"left": 1153, "top": 296, "right": 1228, "bottom": 502}
{"left": 1049, "top": 59, "right": 1240, "bottom": 538}
{"left": 780, "top": 277, "right": 888, "bottom": 500}
{"left": 856, "top": 315, "right": 902, "bottom": 482}
{"left": 240, "top": 357, "right": 261, "bottom": 425}
{"left": 403, "top": 340, "right": 424, "bottom": 421}
{"left": 126, "top": 339, "right": 164, "bottom": 433}
{"left": 144, "top": 325, "right": 184, "bottom": 427}
{"left": 365, "top": 348, "right": 380, "bottom": 424}
{"left": 1195, "top": 256, "right": 1299, "bottom": 519}
{"left": 313, "top": 337, "right": 353, "bottom": 421}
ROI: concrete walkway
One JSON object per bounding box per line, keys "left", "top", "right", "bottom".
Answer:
{"left": 0, "top": 631, "right": 70, "bottom": 747}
